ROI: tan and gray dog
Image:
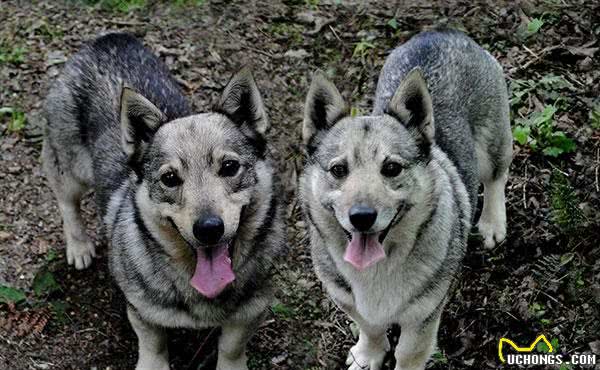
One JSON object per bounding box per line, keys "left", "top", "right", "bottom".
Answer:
{"left": 43, "top": 33, "right": 285, "bottom": 370}
{"left": 300, "top": 30, "right": 512, "bottom": 370}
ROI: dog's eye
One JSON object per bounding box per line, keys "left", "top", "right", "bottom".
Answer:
{"left": 160, "top": 171, "right": 182, "bottom": 187}
{"left": 381, "top": 162, "right": 402, "bottom": 177}
{"left": 219, "top": 160, "right": 240, "bottom": 177}
{"left": 330, "top": 164, "right": 348, "bottom": 179}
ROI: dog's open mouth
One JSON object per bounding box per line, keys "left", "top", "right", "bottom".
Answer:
{"left": 344, "top": 232, "right": 386, "bottom": 271}
{"left": 190, "top": 243, "right": 235, "bottom": 299}
{"left": 343, "top": 203, "right": 408, "bottom": 271}
{"left": 167, "top": 217, "right": 236, "bottom": 299}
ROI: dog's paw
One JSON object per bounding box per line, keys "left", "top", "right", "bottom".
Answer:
{"left": 216, "top": 355, "right": 248, "bottom": 370}
{"left": 477, "top": 218, "right": 506, "bottom": 249}
{"left": 346, "top": 341, "right": 386, "bottom": 370}
{"left": 135, "top": 355, "right": 169, "bottom": 370}
{"left": 66, "top": 238, "right": 96, "bottom": 270}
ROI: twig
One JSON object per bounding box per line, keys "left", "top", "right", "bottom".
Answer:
{"left": 329, "top": 25, "right": 342, "bottom": 43}
{"left": 305, "top": 18, "right": 335, "bottom": 36}
{"left": 518, "top": 45, "right": 561, "bottom": 71}
{"left": 463, "top": 6, "right": 480, "bottom": 18}
{"left": 187, "top": 327, "right": 217, "bottom": 370}
{"left": 242, "top": 45, "right": 273, "bottom": 59}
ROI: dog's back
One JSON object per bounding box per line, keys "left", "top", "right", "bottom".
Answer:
{"left": 373, "top": 30, "right": 512, "bottom": 219}
{"left": 44, "top": 33, "right": 190, "bottom": 213}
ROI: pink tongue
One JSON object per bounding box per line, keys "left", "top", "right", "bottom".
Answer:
{"left": 190, "top": 244, "right": 235, "bottom": 299}
{"left": 344, "top": 232, "right": 386, "bottom": 270}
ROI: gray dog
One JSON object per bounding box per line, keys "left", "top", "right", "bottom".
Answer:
{"left": 43, "top": 33, "right": 284, "bottom": 370}
{"left": 300, "top": 29, "right": 512, "bottom": 370}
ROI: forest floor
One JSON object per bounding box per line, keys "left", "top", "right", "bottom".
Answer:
{"left": 0, "top": 0, "right": 599, "bottom": 369}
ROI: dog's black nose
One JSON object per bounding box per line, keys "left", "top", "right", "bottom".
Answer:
{"left": 349, "top": 205, "right": 377, "bottom": 232}
{"left": 193, "top": 215, "right": 224, "bottom": 245}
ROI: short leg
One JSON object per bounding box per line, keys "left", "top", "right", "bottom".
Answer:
{"left": 344, "top": 309, "right": 389, "bottom": 370}
{"left": 477, "top": 169, "right": 508, "bottom": 249}
{"left": 127, "top": 306, "right": 170, "bottom": 370}
{"left": 394, "top": 312, "right": 441, "bottom": 370}
{"left": 43, "top": 141, "right": 95, "bottom": 269}
{"left": 216, "top": 321, "right": 258, "bottom": 370}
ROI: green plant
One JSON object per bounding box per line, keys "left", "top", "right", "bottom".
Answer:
{"left": 0, "top": 107, "right": 27, "bottom": 134}
{"left": 513, "top": 102, "right": 576, "bottom": 157}
{"left": 353, "top": 39, "right": 375, "bottom": 59}
{"left": 536, "top": 337, "right": 559, "bottom": 353}
{"left": 559, "top": 363, "right": 574, "bottom": 370}
{"left": 550, "top": 169, "right": 584, "bottom": 233}
{"left": 387, "top": 18, "right": 399, "bottom": 30}
{"left": 46, "top": 249, "right": 59, "bottom": 263}
{"left": 350, "top": 106, "right": 361, "bottom": 117}
{"left": 431, "top": 351, "right": 448, "bottom": 364}
{"left": 267, "top": 22, "right": 303, "bottom": 45}
{"left": 32, "top": 20, "right": 64, "bottom": 40}
{"left": 305, "top": 0, "right": 319, "bottom": 9}
{"left": 83, "top": 0, "right": 146, "bottom": 12}
{"left": 32, "top": 269, "right": 61, "bottom": 297}
{"left": 271, "top": 302, "right": 295, "bottom": 319}
{"left": 0, "top": 44, "right": 26, "bottom": 65}
{"left": 527, "top": 18, "right": 544, "bottom": 35}
{"left": 510, "top": 74, "right": 574, "bottom": 107}
{"left": 49, "top": 300, "right": 71, "bottom": 323}
{"left": 529, "top": 302, "right": 546, "bottom": 319}
{"left": 0, "top": 285, "right": 26, "bottom": 305}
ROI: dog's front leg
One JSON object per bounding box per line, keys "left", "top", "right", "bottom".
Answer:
{"left": 216, "top": 321, "right": 256, "bottom": 370}
{"left": 127, "top": 306, "right": 169, "bottom": 370}
{"left": 394, "top": 310, "right": 441, "bottom": 370}
{"left": 344, "top": 309, "right": 389, "bottom": 370}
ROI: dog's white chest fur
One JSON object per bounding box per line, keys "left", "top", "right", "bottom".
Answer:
{"left": 337, "top": 242, "right": 417, "bottom": 325}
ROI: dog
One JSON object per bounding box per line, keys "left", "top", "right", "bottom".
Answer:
{"left": 43, "top": 33, "right": 285, "bottom": 370}
{"left": 300, "top": 29, "right": 512, "bottom": 370}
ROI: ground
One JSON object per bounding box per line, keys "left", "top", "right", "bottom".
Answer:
{"left": 0, "top": 1, "right": 599, "bottom": 369}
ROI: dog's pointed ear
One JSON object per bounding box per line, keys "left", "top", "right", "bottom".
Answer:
{"left": 386, "top": 67, "right": 434, "bottom": 143}
{"left": 217, "top": 67, "right": 269, "bottom": 135}
{"left": 303, "top": 71, "right": 348, "bottom": 146}
{"left": 120, "top": 86, "right": 165, "bottom": 160}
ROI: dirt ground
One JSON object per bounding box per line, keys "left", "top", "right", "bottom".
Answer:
{"left": 0, "top": 1, "right": 599, "bottom": 369}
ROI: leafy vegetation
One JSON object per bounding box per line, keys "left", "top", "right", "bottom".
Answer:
{"left": 32, "top": 269, "right": 61, "bottom": 297}
{"left": 513, "top": 102, "right": 576, "bottom": 157}
{"left": 0, "top": 285, "right": 26, "bottom": 305}
{"left": 271, "top": 302, "right": 295, "bottom": 319}
{"left": 387, "top": 18, "right": 399, "bottom": 30}
{"left": 510, "top": 74, "right": 577, "bottom": 157}
{"left": 0, "top": 44, "right": 26, "bottom": 65}
{"left": 430, "top": 351, "right": 449, "bottom": 365}
{"left": 0, "top": 107, "right": 27, "bottom": 134}
{"left": 31, "top": 20, "right": 64, "bottom": 40}
{"left": 267, "top": 22, "right": 303, "bottom": 45}
{"left": 82, "top": 0, "right": 147, "bottom": 12}
{"left": 352, "top": 39, "right": 375, "bottom": 59}
{"left": 550, "top": 169, "right": 584, "bottom": 234}
{"left": 510, "top": 74, "right": 574, "bottom": 107}
{"left": 535, "top": 337, "right": 559, "bottom": 353}
{"left": 526, "top": 18, "right": 544, "bottom": 36}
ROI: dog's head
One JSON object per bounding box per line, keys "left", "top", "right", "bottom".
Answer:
{"left": 120, "top": 68, "right": 271, "bottom": 298}
{"left": 302, "top": 68, "right": 435, "bottom": 271}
